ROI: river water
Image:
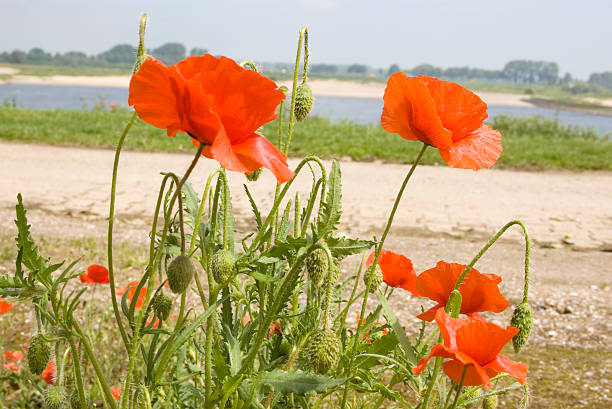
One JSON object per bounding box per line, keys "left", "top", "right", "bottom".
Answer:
{"left": 2, "top": 83, "right": 611, "bottom": 136}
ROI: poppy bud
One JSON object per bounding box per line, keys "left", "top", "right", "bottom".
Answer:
{"left": 70, "top": 389, "right": 87, "bottom": 409}
{"left": 482, "top": 393, "right": 498, "bottom": 409}
{"left": 448, "top": 289, "right": 463, "bottom": 318}
{"left": 27, "top": 334, "right": 50, "bottom": 375}
{"left": 304, "top": 248, "right": 329, "bottom": 288}
{"left": 279, "top": 339, "right": 292, "bottom": 356}
{"left": 167, "top": 255, "right": 195, "bottom": 294}
{"left": 510, "top": 301, "right": 533, "bottom": 353}
{"left": 211, "top": 249, "right": 235, "bottom": 284}
{"left": 152, "top": 294, "right": 173, "bottom": 321}
{"left": 44, "top": 386, "right": 67, "bottom": 409}
{"left": 460, "top": 387, "right": 481, "bottom": 408}
{"left": 133, "top": 13, "right": 148, "bottom": 74}
{"left": 305, "top": 329, "right": 341, "bottom": 374}
{"left": 363, "top": 264, "right": 383, "bottom": 293}
{"left": 294, "top": 82, "right": 313, "bottom": 122}
{"left": 246, "top": 168, "right": 263, "bottom": 182}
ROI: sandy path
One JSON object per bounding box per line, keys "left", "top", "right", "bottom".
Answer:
{"left": 1, "top": 141, "right": 610, "bottom": 250}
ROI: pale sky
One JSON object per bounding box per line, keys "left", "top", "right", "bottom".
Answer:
{"left": 1, "top": 0, "right": 611, "bottom": 79}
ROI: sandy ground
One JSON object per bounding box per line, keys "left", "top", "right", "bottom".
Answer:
{"left": 0, "top": 72, "right": 533, "bottom": 107}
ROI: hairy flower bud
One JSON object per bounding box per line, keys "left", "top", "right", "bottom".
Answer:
{"left": 482, "top": 393, "right": 498, "bottom": 409}
{"left": 305, "top": 248, "right": 329, "bottom": 288}
{"left": 448, "top": 289, "right": 463, "bottom": 318}
{"left": 510, "top": 301, "right": 533, "bottom": 353}
{"left": 460, "top": 387, "right": 481, "bottom": 409}
{"left": 294, "top": 82, "right": 313, "bottom": 122}
{"left": 28, "top": 334, "right": 50, "bottom": 375}
{"left": 70, "top": 389, "right": 86, "bottom": 409}
{"left": 246, "top": 168, "right": 263, "bottom": 182}
{"left": 167, "top": 255, "right": 195, "bottom": 294}
{"left": 152, "top": 294, "right": 173, "bottom": 321}
{"left": 363, "top": 264, "right": 383, "bottom": 293}
{"left": 305, "top": 329, "right": 341, "bottom": 374}
{"left": 211, "top": 249, "right": 235, "bottom": 284}
{"left": 44, "top": 386, "right": 67, "bottom": 409}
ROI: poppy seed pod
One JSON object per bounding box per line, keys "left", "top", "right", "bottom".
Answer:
{"left": 167, "top": 255, "right": 195, "bottom": 294}
{"left": 305, "top": 329, "right": 341, "bottom": 374}
{"left": 152, "top": 294, "right": 173, "bottom": 321}
{"left": 305, "top": 248, "right": 329, "bottom": 288}
{"left": 448, "top": 289, "right": 463, "bottom": 318}
{"left": 294, "top": 82, "right": 313, "bottom": 122}
{"left": 211, "top": 249, "right": 235, "bottom": 284}
{"left": 364, "top": 264, "right": 383, "bottom": 293}
{"left": 482, "top": 393, "right": 498, "bottom": 409}
{"left": 27, "top": 334, "right": 50, "bottom": 375}
{"left": 44, "top": 386, "right": 67, "bottom": 409}
{"left": 510, "top": 301, "right": 533, "bottom": 353}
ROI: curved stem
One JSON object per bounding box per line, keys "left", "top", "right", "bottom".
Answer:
{"left": 107, "top": 111, "right": 137, "bottom": 350}
{"left": 284, "top": 27, "right": 308, "bottom": 155}
{"left": 69, "top": 337, "right": 86, "bottom": 409}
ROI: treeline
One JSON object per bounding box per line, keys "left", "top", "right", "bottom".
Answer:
{"left": 0, "top": 43, "right": 208, "bottom": 67}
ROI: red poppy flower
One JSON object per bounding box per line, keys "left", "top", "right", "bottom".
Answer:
{"left": 0, "top": 298, "right": 12, "bottom": 314}
{"left": 415, "top": 261, "right": 509, "bottom": 321}
{"left": 3, "top": 350, "right": 24, "bottom": 361}
{"left": 116, "top": 281, "right": 147, "bottom": 309}
{"left": 366, "top": 249, "right": 418, "bottom": 295}
{"left": 269, "top": 321, "right": 282, "bottom": 337}
{"left": 79, "top": 264, "right": 110, "bottom": 285}
{"left": 3, "top": 362, "right": 18, "bottom": 371}
{"left": 146, "top": 317, "right": 160, "bottom": 329}
{"left": 357, "top": 315, "right": 389, "bottom": 344}
{"left": 41, "top": 360, "right": 55, "bottom": 385}
{"left": 110, "top": 386, "right": 122, "bottom": 401}
{"left": 129, "top": 55, "right": 294, "bottom": 183}
{"left": 413, "top": 309, "right": 527, "bottom": 389}
{"left": 381, "top": 74, "right": 502, "bottom": 170}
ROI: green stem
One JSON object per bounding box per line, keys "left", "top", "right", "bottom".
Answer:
{"left": 284, "top": 27, "right": 308, "bottom": 155}
{"left": 340, "top": 143, "right": 427, "bottom": 409}
{"left": 107, "top": 111, "right": 137, "bottom": 350}
{"left": 69, "top": 337, "right": 86, "bottom": 408}
{"left": 449, "top": 367, "right": 468, "bottom": 409}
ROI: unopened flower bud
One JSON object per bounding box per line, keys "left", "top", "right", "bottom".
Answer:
{"left": 305, "top": 248, "right": 329, "bottom": 288}
{"left": 152, "top": 294, "right": 173, "bottom": 321}
{"left": 44, "top": 386, "right": 67, "bottom": 409}
{"left": 482, "top": 393, "right": 498, "bottom": 409}
{"left": 305, "top": 329, "right": 341, "bottom": 374}
{"left": 460, "top": 387, "right": 481, "bottom": 408}
{"left": 246, "top": 168, "right": 263, "bottom": 182}
{"left": 70, "top": 388, "right": 87, "bottom": 409}
{"left": 211, "top": 249, "right": 235, "bottom": 284}
{"left": 167, "top": 255, "right": 195, "bottom": 294}
{"left": 28, "top": 334, "right": 50, "bottom": 375}
{"left": 364, "top": 264, "right": 383, "bottom": 293}
{"left": 294, "top": 82, "right": 313, "bottom": 122}
{"left": 510, "top": 301, "right": 532, "bottom": 353}
{"left": 448, "top": 289, "right": 463, "bottom": 318}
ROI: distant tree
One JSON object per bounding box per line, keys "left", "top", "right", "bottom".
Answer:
{"left": 56, "top": 51, "right": 90, "bottom": 66}
{"left": 152, "top": 42, "right": 186, "bottom": 65}
{"left": 589, "top": 71, "right": 612, "bottom": 90}
{"left": 502, "top": 60, "right": 559, "bottom": 84}
{"left": 97, "top": 44, "right": 136, "bottom": 65}
{"left": 387, "top": 64, "right": 401, "bottom": 76}
{"left": 444, "top": 66, "right": 470, "bottom": 79}
{"left": 411, "top": 64, "right": 443, "bottom": 77}
{"left": 189, "top": 47, "right": 208, "bottom": 56}
{"left": 310, "top": 64, "right": 338, "bottom": 74}
{"left": 347, "top": 64, "right": 367, "bottom": 74}
{"left": 26, "top": 48, "right": 52, "bottom": 64}
{"left": 560, "top": 73, "right": 572, "bottom": 85}
{"left": 8, "top": 50, "right": 26, "bottom": 64}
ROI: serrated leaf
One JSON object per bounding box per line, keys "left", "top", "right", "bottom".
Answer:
{"left": 244, "top": 184, "right": 262, "bottom": 229}
{"left": 378, "top": 292, "right": 417, "bottom": 365}
{"left": 275, "top": 200, "right": 292, "bottom": 243}
{"left": 14, "top": 194, "right": 48, "bottom": 275}
{"left": 258, "top": 369, "right": 346, "bottom": 394}
{"left": 181, "top": 181, "right": 201, "bottom": 229}
{"left": 327, "top": 236, "right": 375, "bottom": 260}
{"left": 315, "top": 160, "right": 342, "bottom": 238}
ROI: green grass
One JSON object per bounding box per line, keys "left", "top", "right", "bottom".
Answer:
{"left": 0, "top": 63, "right": 132, "bottom": 77}
{"left": 0, "top": 107, "right": 611, "bottom": 171}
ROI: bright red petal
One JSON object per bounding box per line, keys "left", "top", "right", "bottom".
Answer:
{"left": 381, "top": 73, "right": 453, "bottom": 150}
{"left": 459, "top": 272, "right": 509, "bottom": 315}
{"left": 175, "top": 54, "right": 222, "bottom": 81}
{"left": 79, "top": 273, "right": 95, "bottom": 284}
{"left": 418, "top": 76, "right": 488, "bottom": 141}
{"left": 232, "top": 134, "right": 295, "bottom": 184}
{"left": 0, "top": 299, "right": 13, "bottom": 314}
{"left": 416, "top": 304, "right": 443, "bottom": 322}
{"left": 87, "top": 265, "right": 110, "bottom": 284}
{"left": 416, "top": 261, "right": 463, "bottom": 305}
{"left": 443, "top": 360, "right": 495, "bottom": 388}
{"left": 128, "top": 57, "right": 185, "bottom": 137}
{"left": 439, "top": 125, "right": 502, "bottom": 170}
{"left": 3, "top": 362, "right": 19, "bottom": 371}
{"left": 3, "top": 350, "right": 24, "bottom": 361}
{"left": 366, "top": 249, "right": 418, "bottom": 295}
{"left": 484, "top": 354, "right": 529, "bottom": 385}
{"left": 110, "top": 386, "right": 122, "bottom": 401}
{"left": 41, "top": 360, "right": 55, "bottom": 385}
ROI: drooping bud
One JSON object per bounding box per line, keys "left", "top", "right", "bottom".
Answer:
{"left": 305, "top": 329, "right": 341, "bottom": 374}
{"left": 363, "top": 264, "right": 383, "bottom": 293}
{"left": 294, "top": 82, "right": 313, "bottom": 122}
{"left": 27, "top": 334, "right": 50, "bottom": 375}
{"left": 211, "top": 249, "right": 235, "bottom": 284}
{"left": 133, "top": 13, "right": 148, "bottom": 73}
{"left": 482, "top": 393, "right": 498, "bottom": 409}
{"left": 448, "top": 289, "right": 463, "bottom": 318}
{"left": 44, "top": 386, "right": 67, "bottom": 409}
{"left": 460, "top": 387, "right": 481, "bottom": 409}
{"left": 510, "top": 301, "right": 533, "bottom": 353}
{"left": 246, "top": 168, "right": 263, "bottom": 182}
{"left": 70, "top": 388, "right": 87, "bottom": 409}
{"left": 166, "top": 255, "right": 195, "bottom": 294}
{"left": 152, "top": 293, "right": 173, "bottom": 321}
{"left": 304, "top": 248, "right": 329, "bottom": 288}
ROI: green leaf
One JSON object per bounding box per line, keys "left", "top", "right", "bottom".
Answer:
{"left": 181, "top": 181, "right": 201, "bottom": 229}
{"left": 258, "top": 369, "right": 346, "bottom": 394}
{"left": 315, "top": 160, "right": 342, "bottom": 238}
{"left": 244, "top": 184, "right": 262, "bottom": 229}
{"left": 275, "top": 200, "right": 292, "bottom": 243}
{"left": 327, "top": 235, "right": 375, "bottom": 260}
{"left": 14, "top": 194, "right": 48, "bottom": 275}
{"left": 378, "top": 292, "right": 417, "bottom": 365}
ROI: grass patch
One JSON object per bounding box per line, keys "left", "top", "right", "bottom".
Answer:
{"left": 0, "top": 107, "right": 611, "bottom": 171}
{"left": 0, "top": 63, "right": 131, "bottom": 77}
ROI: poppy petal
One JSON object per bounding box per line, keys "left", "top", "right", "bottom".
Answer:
{"left": 484, "top": 354, "right": 529, "bottom": 385}
{"left": 459, "top": 272, "right": 509, "bottom": 315}
{"left": 416, "top": 261, "right": 462, "bottom": 305}
{"left": 87, "top": 265, "right": 110, "bottom": 284}
{"left": 418, "top": 76, "right": 488, "bottom": 140}
{"left": 416, "top": 304, "right": 443, "bottom": 322}
{"left": 232, "top": 134, "right": 295, "bottom": 183}
{"left": 0, "top": 299, "right": 13, "bottom": 314}
{"left": 443, "top": 360, "right": 495, "bottom": 388}
{"left": 366, "top": 249, "right": 418, "bottom": 295}
{"left": 381, "top": 73, "right": 453, "bottom": 150}
{"left": 129, "top": 57, "right": 185, "bottom": 137}
{"left": 175, "top": 54, "right": 222, "bottom": 81}
{"left": 3, "top": 362, "right": 19, "bottom": 371}
{"left": 439, "top": 125, "right": 502, "bottom": 170}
